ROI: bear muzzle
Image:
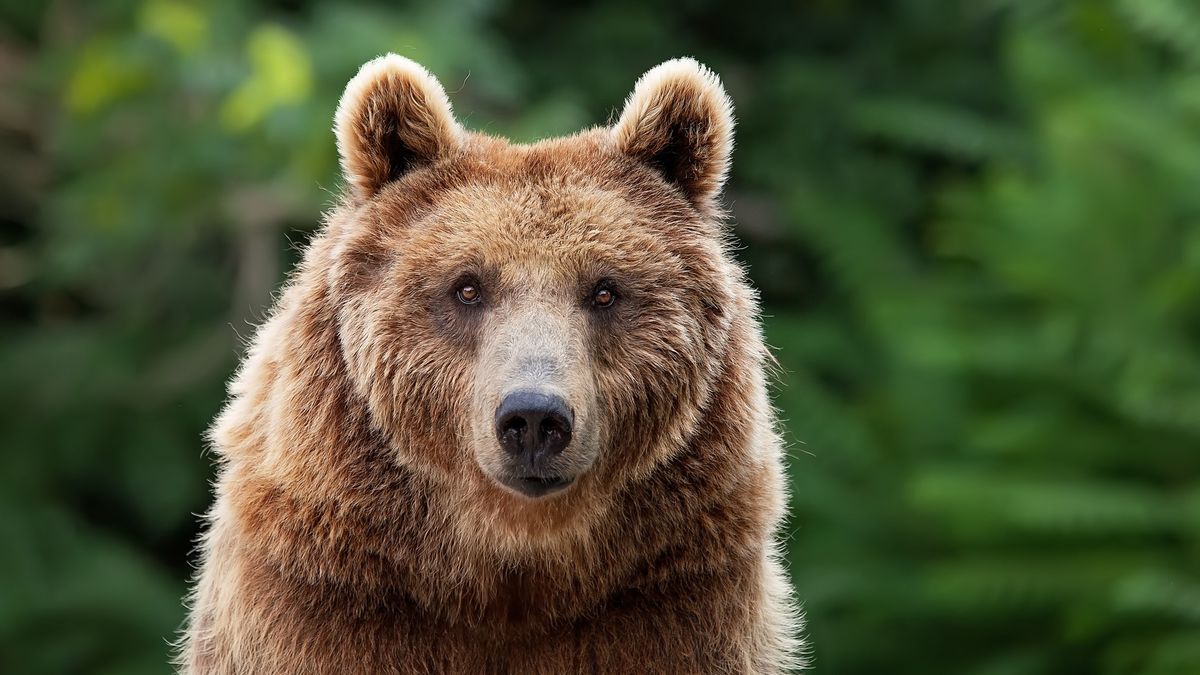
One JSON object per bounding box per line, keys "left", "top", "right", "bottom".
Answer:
{"left": 494, "top": 389, "right": 576, "bottom": 498}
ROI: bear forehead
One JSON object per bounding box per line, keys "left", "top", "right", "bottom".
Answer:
{"left": 368, "top": 132, "right": 703, "bottom": 268}
{"left": 426, "top": 182, "right": 657, "bottom": 254}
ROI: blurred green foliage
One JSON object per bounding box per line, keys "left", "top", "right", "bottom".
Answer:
{"left": 2, "top": 1, "right": 1199, "bottom": 673}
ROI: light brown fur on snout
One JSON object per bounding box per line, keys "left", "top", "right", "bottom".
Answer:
{"left": 178, "top": 55, "right": 803, "bottom": 674}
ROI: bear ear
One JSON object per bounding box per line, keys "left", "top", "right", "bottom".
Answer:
{"left": 612, "top": 58, "right": 735, "bottom": 208}
{"left": 334, "top": 54, "right": 464, "bottom": 199}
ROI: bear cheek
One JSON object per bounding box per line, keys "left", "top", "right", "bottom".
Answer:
{"left": 335, "top": 290, "right": 474, "bottom": 476}
{"left": 589, "top": 305, "right": 707, "bottom": 474}
{"left": 386, "top": 349, "right": 478, "bottom": 476}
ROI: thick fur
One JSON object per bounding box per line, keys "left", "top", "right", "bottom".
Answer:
{"left": 178, "top": 55, "right": 803, "bottom": 674}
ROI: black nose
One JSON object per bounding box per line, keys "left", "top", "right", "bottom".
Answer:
{"left": 495, "top": 390, "right": 573, "bottom": 462}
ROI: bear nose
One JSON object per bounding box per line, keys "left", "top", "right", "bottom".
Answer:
{"left": 495, "top": 390, "right": 573, "bottom": 461}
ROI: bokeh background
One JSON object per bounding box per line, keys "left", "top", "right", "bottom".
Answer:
{"left": 3, "top": 0, "right": 1200, "bottom": 673}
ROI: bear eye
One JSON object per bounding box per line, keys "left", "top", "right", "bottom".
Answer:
{"left": 456, "top": 283, "right": 482, "bottom": 305}
{"left": 591, "top": 286, "right": 616, "bottom": 309}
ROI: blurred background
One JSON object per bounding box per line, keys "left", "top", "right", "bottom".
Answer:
{"left": 2, "top": 0, "right": 1200, "bottom": 673}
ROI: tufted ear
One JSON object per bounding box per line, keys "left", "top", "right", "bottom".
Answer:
{"left": 612, "top": 58, "right": 735, "bottom": 208}
{"left": 334, "top": 54, "right": 464, "bottom": 199}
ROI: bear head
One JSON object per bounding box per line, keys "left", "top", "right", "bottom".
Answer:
{"left": 325, "top": 54, "right": 747, "bottom": 537}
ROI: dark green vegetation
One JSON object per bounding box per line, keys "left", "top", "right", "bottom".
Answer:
{"left": 2, "top": 1, "right": 1198, "bottom": 673}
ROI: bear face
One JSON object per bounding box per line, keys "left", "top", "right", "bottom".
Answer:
{"left": 327, "top": 56, "right": 744, "bottom": 530}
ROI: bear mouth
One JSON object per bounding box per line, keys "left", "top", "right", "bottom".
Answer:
{"left": 500, "top": 475, "right": 575, "bottom": 499}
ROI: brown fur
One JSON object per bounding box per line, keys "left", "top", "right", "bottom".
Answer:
{"left": 178, "top": 55, "right": 802, "bottom": 674}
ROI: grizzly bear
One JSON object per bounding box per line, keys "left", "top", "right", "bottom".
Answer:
{"left": 178, "top": 55, "right": 802, "bottom": 674}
